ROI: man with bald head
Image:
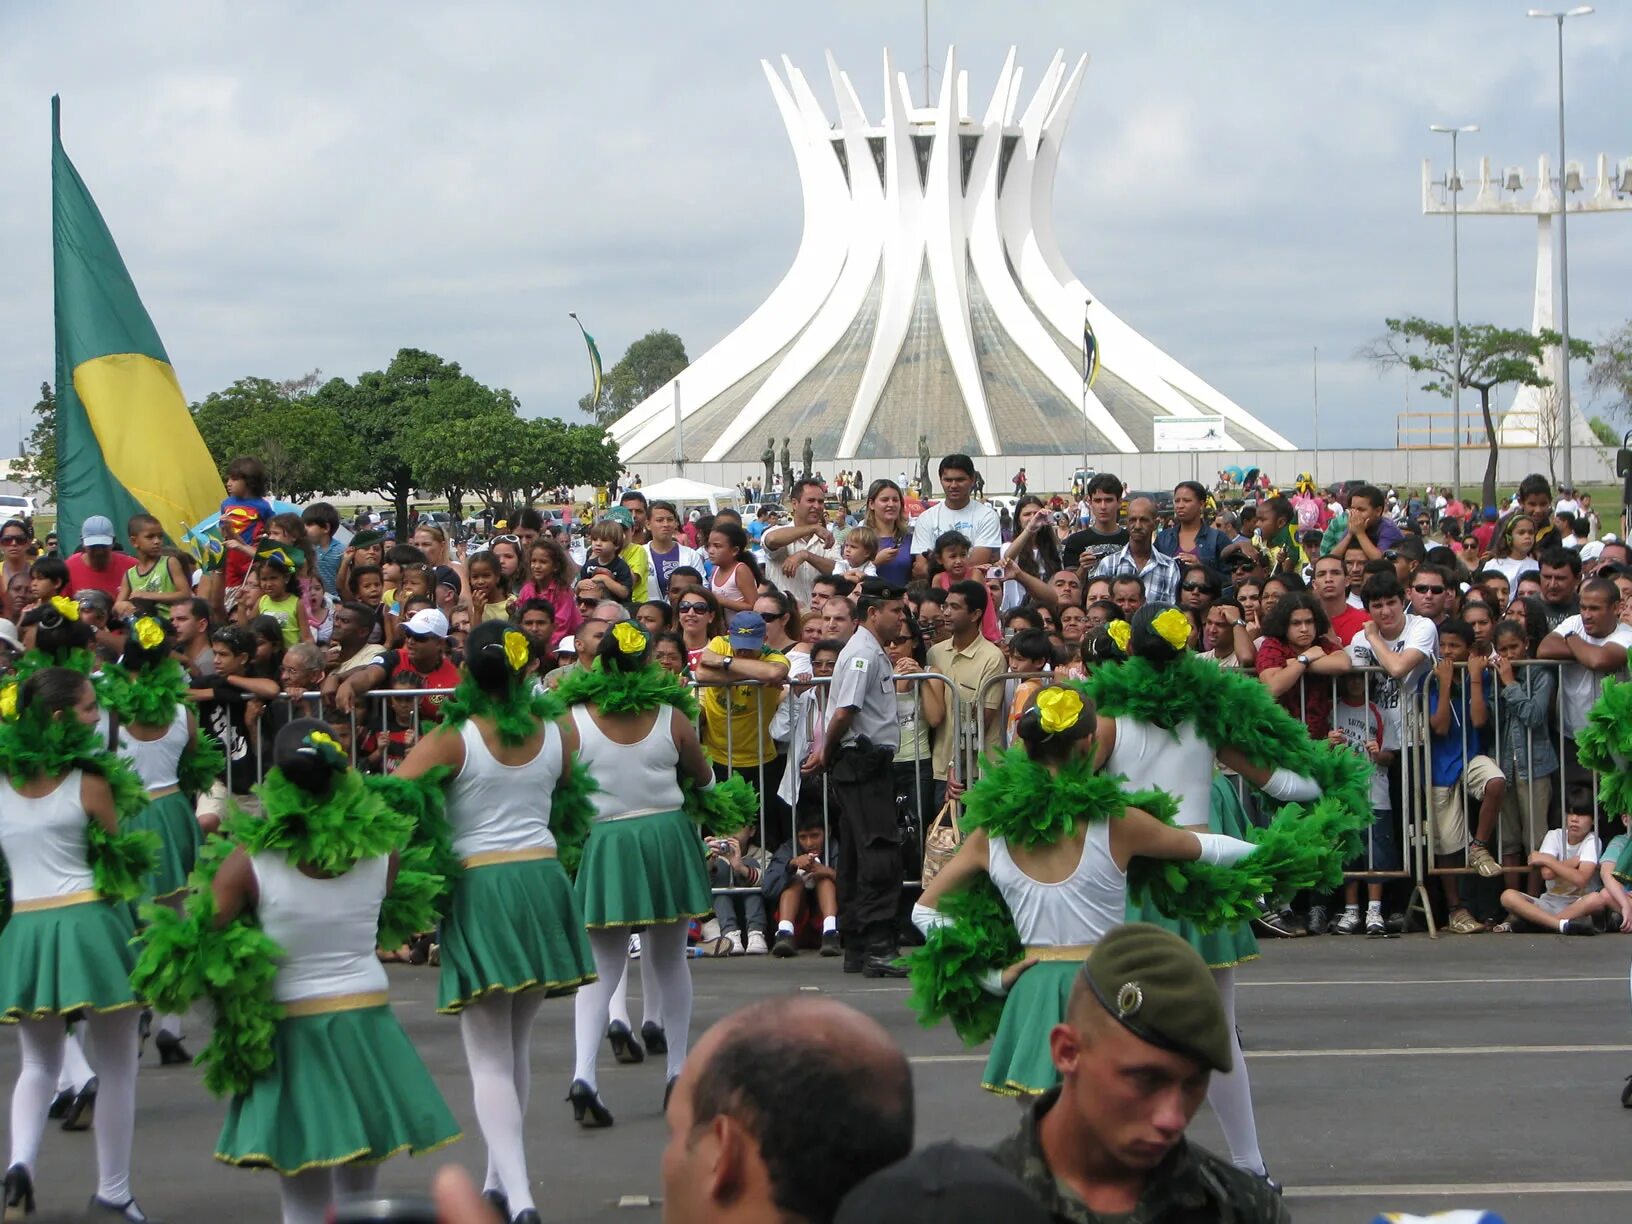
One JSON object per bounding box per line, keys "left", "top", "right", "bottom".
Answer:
{"left": 1093, "top": 497, "right": 1180, "bottom": 607}
{"left": 662, "top": 996, "right": 914, "bottom": 1224}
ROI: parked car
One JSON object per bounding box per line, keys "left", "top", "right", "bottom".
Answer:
{"left": 0, "top": 495, "right": 37, "bottom": 525}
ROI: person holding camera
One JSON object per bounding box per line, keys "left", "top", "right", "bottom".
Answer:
{"left": 802, "top": 578, "right": 907, "bottom": 978}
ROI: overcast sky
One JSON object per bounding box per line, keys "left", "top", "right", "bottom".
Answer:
{"left": 2, "top": 1, "right": 1629, "bottom": 456}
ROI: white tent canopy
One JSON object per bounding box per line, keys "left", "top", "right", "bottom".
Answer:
{"left": 634, "top": 476, "right": 738, "bottom": 513}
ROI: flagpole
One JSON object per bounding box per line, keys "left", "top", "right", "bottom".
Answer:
{"left": 1081, "top": 302, "right": 1091, "bottom": 484}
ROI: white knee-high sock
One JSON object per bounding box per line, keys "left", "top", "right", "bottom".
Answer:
{"left": 484, "top": 990, "right": 547, "bottom": 1196}
{"left": 641, "top": 922, "right": 693, "bottom": 1083}
{"left": 607, "top": 954, "right": 632, "bottom": 1030}
{"left": 278, "top": 1168, "right": 333, "bottom": 1224}
{"left": 58, "top": 1020, "right": 93, "bottom": 1093}
{"left": 638, "top": 943, "right": 661, "bottom": 1028}
{"left": 1205, "top": 968, "right": 1265, "bottom": 1175}
{"left": 333, "top": 1164, "right": 378, "bottom": 1200}
{"left": 571, "top": 929, "right": 631, "bottom": 1091}
{"left": 11, "top": 1019, "right": 65, "bottom": 1173}
{"left": 461, "top": 995, "right": 537, "bottom": 1214}
{"left": 84, "top": 1009, "right": 141, "bottom": 1205}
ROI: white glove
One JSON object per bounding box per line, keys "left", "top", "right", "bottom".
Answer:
{"left": 911, "top": 902, "right": 952, "bottom": 939}
{"left": 977, "top": 968, "right": 1009, "bottom": 998}
{"left": 1262, "top": 767, "right": 1320, "bottom": 802}
{"left": 1194, "top": 832, "right": 1258, "bottom": 867}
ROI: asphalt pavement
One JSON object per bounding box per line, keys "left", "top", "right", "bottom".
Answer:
{"left": 6, "top": 932, "right": 1632, "bottom": 1222}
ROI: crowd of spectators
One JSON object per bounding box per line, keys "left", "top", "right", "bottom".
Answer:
{"left": 9, "top": 451, "right": 1630, "bottom": 956}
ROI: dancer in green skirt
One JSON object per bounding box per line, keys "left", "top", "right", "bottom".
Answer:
{"left": 556, "top": 621, "right": 755, "bottom": 1121}
{"left": 0, "top": 666, "right": 160, "bottom": 1221}
{"left": 393, "top": 621, "right": 596, "bottom": 1224}
{"left": 104, "top": 616, "right": 221, "bottom": 1067}
{"left": 132, "top": 720, "right": 459, "bottom": 1224}
{"left": 911, "top": 687, "right": 1259, "bottom": 1098}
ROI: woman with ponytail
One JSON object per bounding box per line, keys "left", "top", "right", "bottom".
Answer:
{"left": 133, "top": 719, "right": 458, "bottom": 1224}
{"left": 392, "top": 621, "right": 596, "bottom": 1224}
{"left": 909, "top": 685, "right": 1259, "bottom": 1099}
{"left": 0, "top": 666, "right": 158, "bottom": 1221}
{"left": 555, "top": 621, "right": 751, "bottom": 1125}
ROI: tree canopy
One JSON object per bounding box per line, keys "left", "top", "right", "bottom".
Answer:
{"left": 13, "top": 382, "right": 56, "bottom": 501}
{"left": 191, "top": 373, "right": 358, "bottom": 502}
{"left": 1589, "top": 320, "right": 1632, "bottom": 423}
{"left": 579, "top": 328, "right": 688, "bottom": 427}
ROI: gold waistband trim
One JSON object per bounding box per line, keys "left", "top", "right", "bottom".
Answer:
{"left": 1024, "top": 944, "right": 1095, "bottom": 962}
{"left": 13, "top": 890, "right": 101, "bottom": 913}
{"left": 462, "top": 847, "right": 556, "bottom": 869}
{"left": 281, "top": 991, "right": 389, "bottom": 1018}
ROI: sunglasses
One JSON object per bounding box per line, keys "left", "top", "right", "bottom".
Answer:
{"left": 678, "top": 601, "right": 710, "bottom": 614}
{"left": 491, "top": 534, "right": 519, "bottom": 546}
{"left": 1412, "top": 584, "right": 1445, "bottom": 595}
{"left": 576, "top": 596, "right": 598, "bottom": 606}
{"left": 758, "top": 610, "right": 786, "bottom": 621}
{"left": 1181, "top": 583, "right": 1212, "bottom": 593}
{"left": 0, "top": 537, "right": 27, "bottom": 545}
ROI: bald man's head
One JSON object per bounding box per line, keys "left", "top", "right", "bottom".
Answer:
{"left": 663, "top": 996, "right": 913, "bottom": 1224}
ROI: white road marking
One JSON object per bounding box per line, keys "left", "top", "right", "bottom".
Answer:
{"left": 909, "top": 1042, "right": 1632, "bottom": 1064}
{"left": 1287, "top": 1181, "right": 1632, "bottom": 1198}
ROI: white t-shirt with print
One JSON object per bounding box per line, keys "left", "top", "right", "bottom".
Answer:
{"left": 910, "top": 499, "right": 1002, "bottom": 556}
{"left": 1330, "top": 697, "right": 1393, "bottom": 810}
{"left": 1540, "top": 826, "right": 1599, "bottom": 900}
{"left": 1551, "top": 614, "right": 1632, "bottom": 737}
{"left": 1345, "top": 613, "right": 1438, "bottom": 745}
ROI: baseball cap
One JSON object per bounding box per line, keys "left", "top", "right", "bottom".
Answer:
{"left": 432, "top": 565, "right": 462, "bottom": 595}
{"left": 833, "top": 1143, "right": 1049, "bottom": 1224}
{"left": 727, "top": 611, "right": 767, "bottom": 651}
{"left": 1081, "top": 923, "right": 1232, "bottom": 1073}
{"left": 0, "top": 619, "right": 23, "bottom": 654}
{"left": 604, "top": 506, "right": 634, "bottom": 528}
{"left": 556, "top": 635, "right": 577, "bottom": 656}
{"left": 401, "top": 608, "right": 449, "bottom": 640}
{"left": 80, "top": 515, "right": 115, "bottom": 548}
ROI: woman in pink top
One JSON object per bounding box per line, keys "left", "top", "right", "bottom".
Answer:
{"left": 516, "top": 537, "right": 580, "bottom": 647}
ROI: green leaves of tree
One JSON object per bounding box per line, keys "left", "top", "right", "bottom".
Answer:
{"left": 578, "top": 329, "right": 688, "bottom": 427}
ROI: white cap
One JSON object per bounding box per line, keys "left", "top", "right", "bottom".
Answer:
{"left": 1580, "top": 540, "right": 1606, "bottom": 564}
{"left": 0, "top": 619, "right": 22, "bottom": 654}
{"left": 556, "top": 635, "right": 577, "bottom": 655}
{"left": 401, "top": 608, "right": 449, "bottom": 639}
{"left": 80, "top": 515, "right": 115, "bottom": 548}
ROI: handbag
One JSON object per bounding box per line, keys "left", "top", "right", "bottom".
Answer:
{"left": 919, "top": 798, "right": 962, "bottom": 887}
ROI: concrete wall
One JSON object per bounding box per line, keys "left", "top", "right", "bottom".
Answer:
{"left": 622, "top": 446, "right": 1618, "bottom": 499}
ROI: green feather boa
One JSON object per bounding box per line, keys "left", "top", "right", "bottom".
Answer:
{"left": 98, "top": 659, "right": 192, "bottom": 729}
{"left": 1575, "top": 676, "right": 1632, "bottom": 880}
{"left": 0, "top": 708, "right": 156, "bottom": 903}
{"left": 683, "top": 773, "right": 758, "bottom": 839}
{"left": 551, "top": 752, "right": 599, "bottom": 879}
{"left": 129, "top": 766, "right": 444, "bottom": 1097}
{"left": 906, "top": 878, "right": 1023, "bottom": 1045}
{"left": 438, "top": 674, "right": 566, "bottom": 747}
{"left": 177, "top": 727, "right": 226, "bottom": 799}
{"left": 554, "top": 660, "right": 700, "bottom": 719}
{"left": 363, "top": 768, "right": 459, "bottom": 913}
{"left": 11, "top": 647, "right": 98, "bottom": 684}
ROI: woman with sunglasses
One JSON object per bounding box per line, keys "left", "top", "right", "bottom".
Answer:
{"left": 753, "top": 590, "right": 805, "bottom": 661}
{"left": 674, "top": 590, "right": 723, "bottom": 673}
{"left": 0, "top": 521, "right": 34, "bottom": 623}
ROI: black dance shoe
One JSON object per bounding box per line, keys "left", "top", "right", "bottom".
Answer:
{"left": 154, "top": 1033, "right": 191, "bottom": 1067}
{"left": 640, "top": 1021, "right": 667, "bottom": 1054}
{"left": 607, "top": 1020, "right": 644, "bottom": 1065}
{"left": 3, "top": 1164, "right": 34, "bottom": 1219}
{"left": 567, "top": 1079, "right": 614, "bottom": 1128}
{"left": 61, "top": 1077, "right": 96, "bottom": 1132}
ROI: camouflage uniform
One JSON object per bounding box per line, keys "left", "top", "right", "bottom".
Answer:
{"left": 991, "top": 1088, "right": 1290, "bottom": 1224}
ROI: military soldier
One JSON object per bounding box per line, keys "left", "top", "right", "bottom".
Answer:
{"left": 803, "top": 578, "right": 908, "bottom": 978}
{"left": 992, "top": 924, "right": 1289, "bottom": 1223}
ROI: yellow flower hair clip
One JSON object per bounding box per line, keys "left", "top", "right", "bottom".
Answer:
{"left": 49, "top": 596, "right": 79, "bottom": 622}
{"left": 0, "top": 683, "right": 17, "bottom": 722}
{"left": 611, "top": 621, "right": 648, "bottom": 655}
{"left": 503, "top": 629, "right": 530, "bottom": 673}
{"left": 1152, "top": 608, "right": 1192, "bottom": 653}
{"left": 1035, "top": 687, "right": 1084, "bottom": 735}
{"left": 308, "top": 730, "right": 339, "bottom": 751}
{"left": 134, "top": 617, "right": 164, "bottom": 651}
{"left": 1106, "top": 620, "right": 1132, "bottom": 652}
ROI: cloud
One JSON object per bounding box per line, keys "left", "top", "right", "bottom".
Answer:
{"left": 0, "top": 0, "right": 1627, "bottom": 461}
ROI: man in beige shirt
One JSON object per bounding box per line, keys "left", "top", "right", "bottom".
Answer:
{"left": 921, "top": 579, "right": 1006, "bottom": 812}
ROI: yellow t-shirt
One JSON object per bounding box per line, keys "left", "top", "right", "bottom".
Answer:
{"left": 699, "top": 635, "right": 789, "bottom": 768}
{"left": 621, "top": 543, "right": 650, "bottom": 603}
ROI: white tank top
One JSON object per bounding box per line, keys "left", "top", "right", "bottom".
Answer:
{"left": 251, "top": 851, "right": 390, "bottom": 1004}
{"left": 987, "top": 823, "right": 1125, "bottom": 947}
{"left": 571, "top": 705, "right": 682, "bottom": 820}
{"left": 0, "top": 773, "right": 94, "bottom": 902}
{"left": 117, "top": 709, "right": 191, "bottom": 792}
{"left": 447, "top": 719, "right": 560, "bottom": 857}
{"left": 1107, "top": 716, "right": 1214, "bottom": 829}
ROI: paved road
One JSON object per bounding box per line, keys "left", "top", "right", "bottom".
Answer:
{"left": 7, "top": 933, "right": 1631, "bottom": 1221}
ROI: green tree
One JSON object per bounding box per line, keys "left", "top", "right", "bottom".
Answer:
{"left": 1589, "top": 416, "right": 1621, "bottom": 448}
{"left": 14, "top": 382, "right": 56, "bottom": 503}
{"left": 191, "top": 373, "right": 357, "bottom": 502}
{"left": 1590, "top": 320, "right": 1632, "bottom": 422}
{"left": 578, "top": 329, "right": 688, "bottom": 427}
{"left": 402, "top": 379, "right": 520, "bottom": 521}
{"left": 319, "top": 349, "right": 468, "bottom": 529}
{"left": 1362, "top": 317, "right": 1592, "bottom": 511}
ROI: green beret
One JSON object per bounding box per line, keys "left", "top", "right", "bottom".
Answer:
{"left": 350, "top": 529, "right": 384, "bottom": 549}
{"left": 1081, "top": 924, "right": 1232, "bottom": 1073}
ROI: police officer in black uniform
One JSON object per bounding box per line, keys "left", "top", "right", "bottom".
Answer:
{"left": 803, "top": 578, "right": 907, "bottom": 977}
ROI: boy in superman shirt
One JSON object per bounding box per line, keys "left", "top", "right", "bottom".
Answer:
{"left": 219, "top": 455, "right": 272, "bottom": 607}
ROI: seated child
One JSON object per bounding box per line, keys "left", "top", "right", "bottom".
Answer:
{"left": 765, "top": 815, "right": 840, "bottom": 958}
{"left": 1497, "top": 787, "right": 1605, "bottom": 934}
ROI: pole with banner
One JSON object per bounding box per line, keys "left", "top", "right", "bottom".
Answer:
{"left": 1082, "top": 303, "right": 1101, "bottom": 491}
{"left": 568, "top": 312, "right": 603, "bottom": 415}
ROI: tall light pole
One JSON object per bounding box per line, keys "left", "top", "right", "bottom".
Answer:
{"left": 1528, "top": 5, "right": 1592, "bottom": 492}
{"left": 1430, "top": 123, "right": 1478, "bottom": 503}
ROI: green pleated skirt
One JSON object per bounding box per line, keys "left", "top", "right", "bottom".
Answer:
{"left": 133, "top": 789, "right": 202, "bottom": 901}
{"left": 216, "top": 1004, "right": 461, "bottom": 1175}
{"left": 981, "top": 960, "right": 1082, "bottom": 1097}
{"left": 0, "top": 898, "right": 140, "bottom": 1022}
{"left": 1126, "top": 774, "right": 1260, "bottom": 969}
{"left": 437, "top": 856, "right": 597, "bottom": 1014}
{"left": 574, "top": 809, "right": 713, "bottom": 929}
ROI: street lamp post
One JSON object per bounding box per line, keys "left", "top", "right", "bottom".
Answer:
{"left": 1528, "top": 5, "right": 1593, "bottom": 492}
{"left": 1430, "top": 123, "right": 1478, "bottom": 504}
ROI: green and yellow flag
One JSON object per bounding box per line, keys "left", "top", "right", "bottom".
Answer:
{"left": 52, "top": 96, "right": 224, "bottom": 552}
